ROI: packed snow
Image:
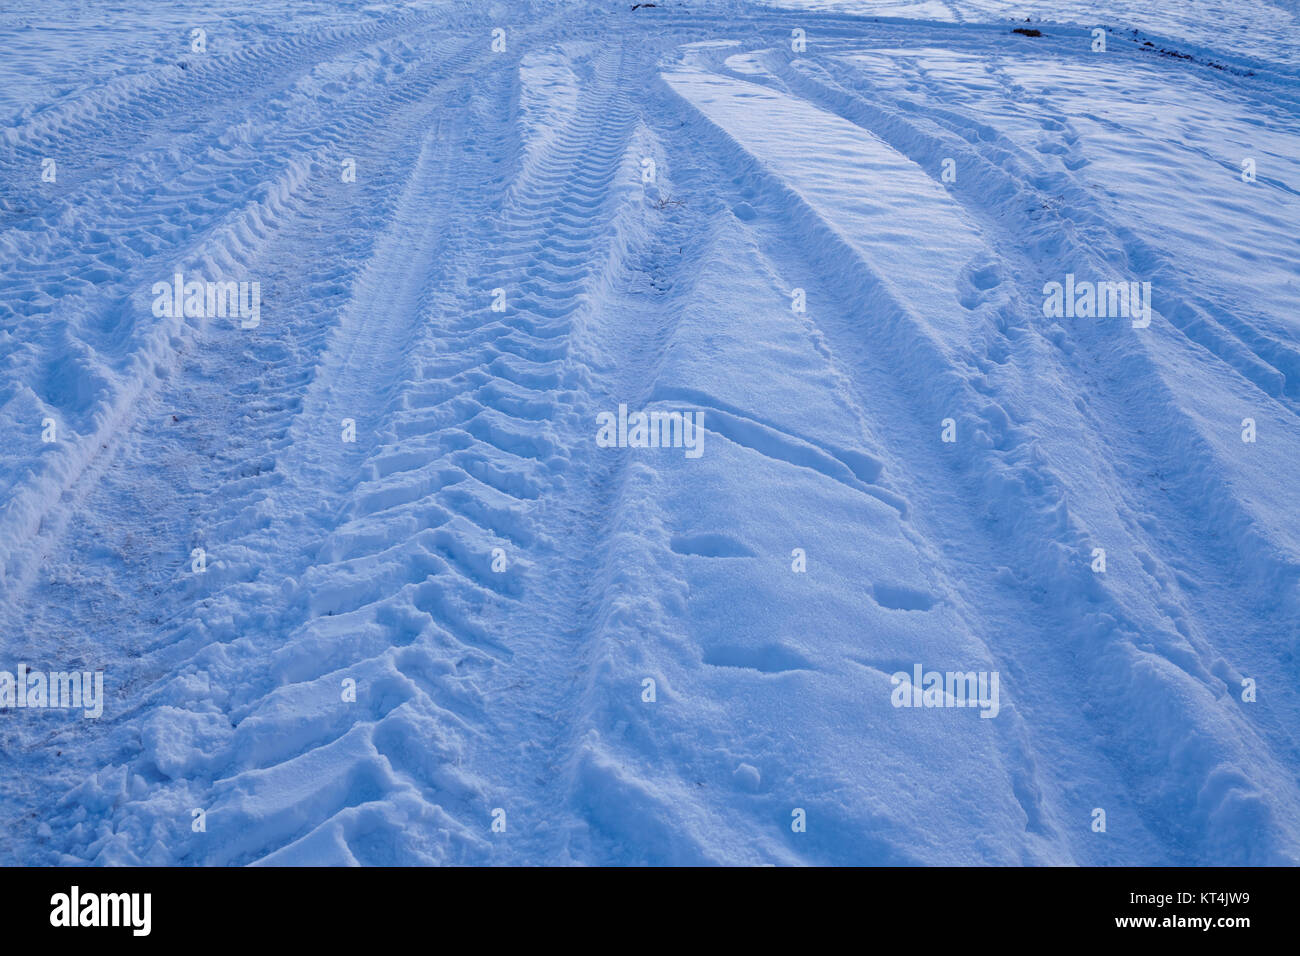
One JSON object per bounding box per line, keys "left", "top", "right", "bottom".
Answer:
{"left": 1, "top": 0, "right": 1298, "bottom": 865}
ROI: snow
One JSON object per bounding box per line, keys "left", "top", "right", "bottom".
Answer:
{"left": 1, "top": 0, "right": 1298, "bottom": 866}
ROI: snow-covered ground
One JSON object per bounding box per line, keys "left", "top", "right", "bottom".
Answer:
{"left": 1, "top": 0, "right": 1298, "bottom": 865}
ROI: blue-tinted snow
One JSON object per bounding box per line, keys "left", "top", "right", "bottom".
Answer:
{"left": 0, "top": 0, "right": 1297, "bottom": 865}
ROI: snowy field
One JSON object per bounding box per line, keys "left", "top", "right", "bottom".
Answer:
{"left": 1, "top": 0, "right": 1298, "bottom": 866}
